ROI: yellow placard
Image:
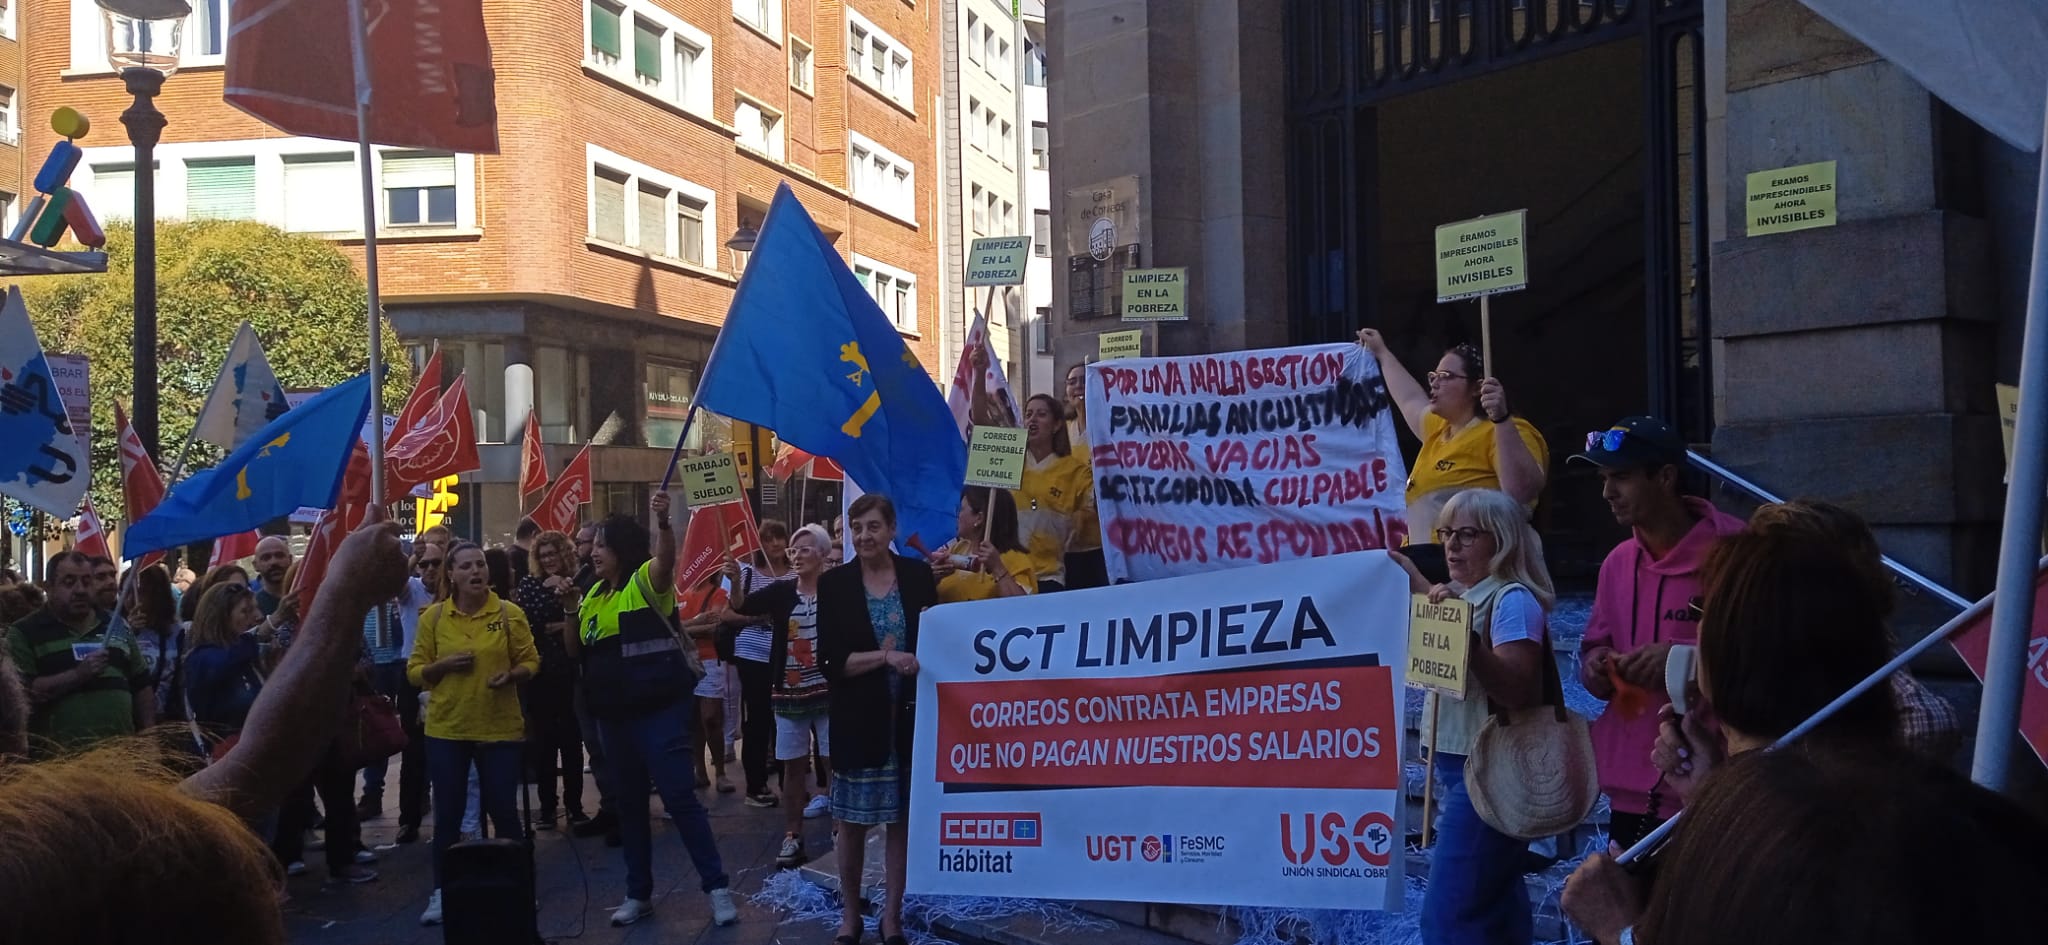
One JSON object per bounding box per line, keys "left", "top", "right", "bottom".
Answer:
{"left": 966, "top": 236, "right": 1033, "bottom": 286}
{"left": 1099, "top": 329, "right": 1143, "bottom": 360}
{"left": 1405, "top": 594, "right": 1471, "bottom": 697}
{"left": 1998, "top": 382, "right": 2020, "bottom": 483}
{"left": 679, "top": 452, "right": 745, "bottom": 507}
{"left": 1746, "top": 160, "right": 1837, "bottom": 237}
{"left": 1120, "top": 267, "right": 1187, "bottom": 321}
{"left": 1434, "top": 210, "right": 1528, "bottom": 302}
{"left": 964, "top": 425, "right": 1028, "bottom": 489}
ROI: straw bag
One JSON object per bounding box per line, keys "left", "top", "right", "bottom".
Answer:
{"left": 1465, "top": 629, "right": 1598, "bottom": 841}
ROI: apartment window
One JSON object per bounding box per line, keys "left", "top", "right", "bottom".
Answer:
{"left": 848, "top": 132, "right": 914, "bottom": 222}
{"left": 1025, "top": 39, "right": 1046, "bottom": 86}
{"left": 789, "top": 37, "right": 814, "bottom": 93}
{"left": 89, "top": 163, "right": 139, "bottom": 220}
{"left": 732, "top": 0, "right": 779, "bottom": 36}
{"left": 1034, "top": 307, "right": 1051, "bottom": 354}
{"left": 1001, "top": 200, "right": 1014, "bottom": 233}
{"left": 190, "top": 0, "right": 227, "bottom": 57}
{"left": 0, "top": 86, "right": 14, "bottom": 145}
{"left": 593, "top": 167, "right": 629, "bottom": 244}
{"left": 0, "top": 192, "right": 13, "bottom": 234}
{"left": 281, "top": 154, "right": 358, "bottom": 232}
{"left": 970, "top": 184, "right": 985, "bottom": 235}
{"left": 677, "top": 196, "right": 706, "bottom": 265}
{"left": 382, "top": 152, "right": 457, "bottom": 226}
{"left": 968, "top": 97, "right": 983, "bottom": 150}
{"left": 735, "top": 97, "right": 785, "bottom": 161}
{"left": 186, "top": 158, "right": 256, "bottom": 220}
{"left": 1000, "top": 121, "right": 1013, "bottom": 166}
{"left": 846, "top": 9, "right": 914, "bottom": 109}
{"left": 673, "top": 37, "right": 708, "bottom": 113}
{"left": 982, "top": 25, "right": 997, "bottom": 72}
{"left": 985, "top": 191, "right": 1000, "bottom": 236}
{"left": 590, "top": 0, "right": 624, "bottom": 63}
{"left": 1031, "top": 121, "right": 1048, "bottom": 169}
{"left": 997, "top": 39, "right": 1011, "bottom": 84}
{"left": 966, "top": 13, "right": 981, "bottom": 66}
{"left": 632, "top": 15, "right": 663, "bottom": 84}
{"left": 852, "top": 255, "right": 916, "bottom": 332}
{"left": 636, "top": 182, "right": 668, "bottom": 253}
{"left": 1033, "top": 209, "right": 1050, "bottom": 255}
{"left": 1, "top": 0, "right": 14, "bottom": 41}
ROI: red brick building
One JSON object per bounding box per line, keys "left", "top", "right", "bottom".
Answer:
{"left": 22, "top": 0, "right": 941, "bottom": 539}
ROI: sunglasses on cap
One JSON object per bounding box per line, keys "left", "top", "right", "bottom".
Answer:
{"left": 1585, "top": 428, "right": 1635, "bottom": 453}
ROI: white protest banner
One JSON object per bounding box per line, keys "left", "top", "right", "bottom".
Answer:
{"left": 908, "top": 551, "right": 1410, "bottom": 910}
{"left": 1085, "top": 343, "right": 1409, "bottom": 584}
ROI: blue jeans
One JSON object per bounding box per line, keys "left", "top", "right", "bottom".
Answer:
{"left": 426, "top": 737, "right": 525, "bottom": 888}
{"left": 596, "top": 698, "right": 729, "bottom": 899}
{"left": 1422, "top": 753, "right": 1531, "bottom": 945}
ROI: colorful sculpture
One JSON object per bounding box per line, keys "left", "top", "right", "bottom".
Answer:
{"left": 9, "top": 108, "right": 106, "bottom": 249}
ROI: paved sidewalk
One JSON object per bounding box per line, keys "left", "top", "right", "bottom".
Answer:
{"left": 287, "top": 771, "right": 845, "bottom": 945}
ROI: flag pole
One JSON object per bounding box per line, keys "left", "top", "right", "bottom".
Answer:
{"left": 659, "top": 404, "right": 704, "bottom": 492}
{"left": 1971, "top": 77, "right": 2048, "bottom": 792}
{"left": 347, "top": 0, "right": 388, "bottom": 513}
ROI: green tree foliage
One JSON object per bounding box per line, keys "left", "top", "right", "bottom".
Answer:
{"left": 7, "top": 219, "right": 412, "bottom": 525}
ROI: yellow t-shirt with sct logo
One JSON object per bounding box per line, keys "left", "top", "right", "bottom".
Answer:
{"left": 1405, "top": 411, "right": 1549, "bottom": 538}
{"left": 1013, "top": 450, "right": 1094, "bottom": 586}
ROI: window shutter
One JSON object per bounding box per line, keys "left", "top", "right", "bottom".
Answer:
{"left": 382, "top": 152, "right": 455, "bottom": 189}
{"left": 636, "top": 184, "right": 667, "bottom": 253}
{"left": 283, "top": 155, "right": 358, "bottom": 232}
{"left": 186, "top": 158, "right": 256, "bottom": 220}
{"left": 678, "top": 198, "right": 705, "bottom": 265}
{"left": 93, "top": 165, "right": 136, "bottom": 221}
{"left": 633, "top": 17, "right": 662, "bottom": 80}
{"left": 590, "top": 0, "right": 623, "bottom": 58}
{"left": 594, "top": 168, "right": 627, "bottom": 244}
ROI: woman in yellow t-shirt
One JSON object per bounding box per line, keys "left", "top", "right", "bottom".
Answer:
{"left": 1357, "top": 329, "right": 1548, "bottom": 540}
{"left": 1062, "top": 362, "right": 1107, "bottom": 589}
{"left": 1014, "top": 393, "right": 1095, "bottom": 593}
{"left": 932, "top": 488, "right": 1038, "bottom": 603}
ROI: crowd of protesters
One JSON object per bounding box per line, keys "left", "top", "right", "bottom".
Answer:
{"left": 2, "top": 339, "right": 2041, "bottom": 945}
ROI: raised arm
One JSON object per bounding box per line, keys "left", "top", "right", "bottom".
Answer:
{"left": 649, "top": 490, "right": 676, "bottom": 592}
{"left": 182, "top": 510, "right": 406, "bottom": 821}
{"left": 1358, "top": 328, "right": 1430, "bottom": 439}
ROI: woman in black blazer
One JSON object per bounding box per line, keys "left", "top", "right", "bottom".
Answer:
{"left": 817, "top": 493, "right": 938, "bottom": 945}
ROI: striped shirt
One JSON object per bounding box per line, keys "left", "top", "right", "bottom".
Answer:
{"left": 731, "top": 563, "right": 795, "bottom": 663}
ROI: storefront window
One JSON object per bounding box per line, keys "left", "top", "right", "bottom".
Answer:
{"left": 644, "top": 359, "right": 699, "bottom": 449}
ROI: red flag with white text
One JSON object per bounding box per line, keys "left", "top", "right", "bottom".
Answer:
{"left": 520, "top": 408, "right": 549, "bottom": 499}
{"left": 1950, "top": 565, "right": 2048, "bottom": 769}
{"left": 674, "top": 501, "right": 763, "bottom": 594}
{"left": 530, "top": 445, "right": 592, "bottom": 535}
{"left": 74, "top": 499, "right": 111, "bottom": 560}
{"left": 211, "top": 530, "right": 262, "bottom": 569}
{"left": 114, "top": 402, "right": 167, "bottom": 569}
{"left": 223, "top": 0, "right": 500, "bottom": 153}
{"left": 384, "top": 375, "right": 481, "bottom": 503}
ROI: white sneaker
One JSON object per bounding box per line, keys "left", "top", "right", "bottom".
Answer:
{"left": 610, "top": 897, "right": 654, "bottom": 927}
{"left": 804, "top": 794, "right": 832, "bottom": 819}
{"left": 285, "top": 860, "right": 307, "bottom": 877}
{"left": 420, "top": 889, "right": 443, "bottom": 926}
{"left": 354, "top": 848, "right": 379, "bottom": 864}
{"left": 710, "top": 888, "right": 739, "bottom": 926}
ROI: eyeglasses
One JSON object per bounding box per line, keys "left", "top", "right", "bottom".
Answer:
{"left": 1585, "top": 429, "right": 1633, "bottom": 452}
{"left": 416, "top": 559, "right": 444, "bottom": 570}
{"left": 1425, "top": 371, "right": 1471, "bottom": 384}
{"left": 1433, "top": 527, "right": 1492, "bottom": 547}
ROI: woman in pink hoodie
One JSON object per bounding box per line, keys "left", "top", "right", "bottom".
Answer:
{"left": 1571, "top": 417, "right": 1746, "bottom": 850}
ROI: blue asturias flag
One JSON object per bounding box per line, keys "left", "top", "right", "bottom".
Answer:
{"left": 0, "top": 287, "right": 90, "bottom": 518}
{"left": 696, "top": 184, "right": 966, "bottom": 547}
{"left": 123, "top": 373, "right": 375, "bottom": 559}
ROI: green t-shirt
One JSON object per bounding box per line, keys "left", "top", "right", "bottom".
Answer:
{"left": 578, "top": 562, "right": 677, "bottom": 646}
{"left": 6, "top": 607, "right": 147, "bottom": 755}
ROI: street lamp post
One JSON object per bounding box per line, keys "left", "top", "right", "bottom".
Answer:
{"left": 726, "top": 221, "right": 758, "bottom": 277}
{"left": 101, "top": 0, "right": 187, "bottom": 462}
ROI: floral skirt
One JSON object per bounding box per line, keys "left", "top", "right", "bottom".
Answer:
{"left": 831, "top": 758, "right": 905, "bottom": 825}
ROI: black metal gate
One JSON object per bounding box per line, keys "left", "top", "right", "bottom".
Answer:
{"left": 1285, "top": 0, "right": 1710, "bottom": 438}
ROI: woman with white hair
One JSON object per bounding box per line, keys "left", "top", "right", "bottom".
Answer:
{"left": 1392, "top": 488, "right": 1557, "bottom": 945}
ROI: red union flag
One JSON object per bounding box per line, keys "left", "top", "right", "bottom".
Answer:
{"left": 520, "top": 408, "right": 549, "bottom": 498}
{"left": 114, "top": 402, "right": 167, "bottom": 569}
{"left": 223, "top": 0, "right": 500, "bottom": 154}
{"left": 291, "top": 502, "right": 370, "bottom": 613}
{"left": 211, "top": 529, "right": 262, "bottom": 569}
{"left": 384, "top": 374, "right": 480, "bottom": 503}
{"left": 74, "top": 498, "right": 111, "bottom": 560}
{"left": 1950, "top": 565, "right": 2048, "bottom": 768}
{"left": 530, "top": 445, "right": 592, "bottom": 535}
{"left": 674, "top": 500, "right": 763, "bottom": 594}
{"left": 392, "top": 347, "right": 445, "bottom": 442}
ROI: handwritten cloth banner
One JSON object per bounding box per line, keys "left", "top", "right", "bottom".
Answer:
{"left": 907, "top": 551, "right": 1411, "bottom": 909}
{"left": 1084, "top": 343, "right": 1410, "bottom": 584}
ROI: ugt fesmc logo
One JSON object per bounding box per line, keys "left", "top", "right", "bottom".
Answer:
{"left": 940, "top": 812, "right": 1042, "bottom": 847}
{"left": 1280, "top": 812, "right": 1395, "bottom": 876}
